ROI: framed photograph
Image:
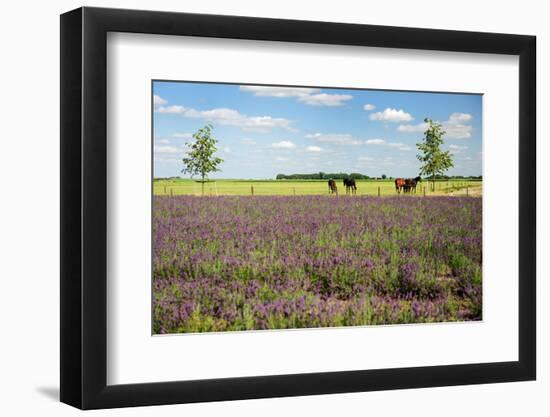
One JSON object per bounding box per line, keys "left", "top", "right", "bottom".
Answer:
{"left": 60, "top": 6, "right": 536, "bottom": 409}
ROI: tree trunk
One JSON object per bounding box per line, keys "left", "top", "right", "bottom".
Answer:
{"left": 201, "top": 173, "right": 205, "bottom": 196}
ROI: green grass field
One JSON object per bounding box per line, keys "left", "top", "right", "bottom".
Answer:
{"left": 153, "top": 179, "right": 482, "bottom": 197}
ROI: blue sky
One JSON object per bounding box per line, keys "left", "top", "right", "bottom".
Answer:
{"left": 153, "top": 81, "right": 482, "bottom": 179}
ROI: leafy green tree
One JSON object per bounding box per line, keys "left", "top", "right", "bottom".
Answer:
{"left": 181, "top": 124, "right": 224, "bottom": 195}
{"left": 416, "top": 118, "right": 454, "bottom": 191}
{"left": 381, "top": 174, "right": 387, "bottom": 180}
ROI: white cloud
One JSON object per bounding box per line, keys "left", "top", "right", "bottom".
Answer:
{"left": 306, "top": 146, "right": 322, "bottom": 152}
{"left": 188, "top": 108, "right": 292, "bottom": 132}
{"left": 155, "top": 101, "right": 292, "bottom": 133}
{"left": 297, "top": 93, "right": 353, "bottom": 107}
{"left": 449, "top": 112, "right": 472, "bottom": 122}
{"left": 443, "top": 113, "right": 473, "bottom": 139}
{"left": 154, "top": 97, "right": 292, "bottom": 132}
{"left": 367, "top": 138, "right": 411, "bottom": 151}
{"left": 358, "top": 156, "right": 374, "bottom": 161}
{"left": 272, "top": 141, "right": 297, "bottom": 149}
{"left": 397, "top": 122, "right": 428, "bottom": 133}
{"left": 240, "top": 85, "right": 318, "bottom": 97}
{"left": 156, "top": 138, "right": 170, "bottom": 144}
{"left": 306, "top": 133, "right": 363, "bottom": 145}
{"left": 449, "top": 144, "right": 468, "bottom": 150}
{"left": 240, "top": 138, "right": 257, "bottom": 145}
{"left": 172, "top": 132, "right": 193, "bottom": 139}
{"left": 154, "top": 145, "right": 183, "bottom": 154}
{"left": 363, "top": 103, "right": 376, "bottom": 111}
{"left": 386, "top": 142, "right": 411, "bottom": 151}
{"left": 153, "top": 95, "right": 167, "bottom": 108}
{"left": 398, "top": 113, "right": 473, "bottom": 139}
{"left": 223, "top": 147, "right": 231, "bottom": 153}
{"left": 366, "top": 138, "right": 386, "bottom": 145}
{"left": 156, "top": 105, "right": 188, "bottom": 114}
{"left": 370, "top": 108, "right": 414, "bottom": 122}
{"left": 275, "top": 157, "right": 289, "bottom": 162}
{"left": 240, "top": 85, "right": 353, "bottom": 107}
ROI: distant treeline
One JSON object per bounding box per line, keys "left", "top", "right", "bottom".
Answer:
{"left": 275, "top": 173, "right": 482, "bottom": 180}
{"left": 276, "top": 173, "right": 372, "bottom": 180}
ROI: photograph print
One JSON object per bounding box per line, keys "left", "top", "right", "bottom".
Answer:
{"left": 152, "top": 81, "right": 482, "bottom": 334}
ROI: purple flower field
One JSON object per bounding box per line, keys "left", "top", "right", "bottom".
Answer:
{"left": 153, "top": 196, "right": 482, "bottom": 334}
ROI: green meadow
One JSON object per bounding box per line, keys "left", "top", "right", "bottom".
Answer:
{"left": 153, "top": 179, "right": 482, "bottom": 197}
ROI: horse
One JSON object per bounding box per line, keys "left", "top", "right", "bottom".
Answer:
{"left": 395, "top": 178, "right": 406, "bottom": 194}
{"left": 343, "top": 178, "right": 357, "bottom": 195}
{"left": 328, "top": 179, "right": 338, "bottom": 195}
{"left": 404, "top": 176, "right": 422, "bottom": 193}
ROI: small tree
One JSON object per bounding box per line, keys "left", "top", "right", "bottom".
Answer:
{"left": 416, "top": 118, "right": 454, "bottom": 191}
{"left": 181, "top": 124, "right": 224, "bottom": 195}
{"left": 381, "top": 174, "right": 387, "bottom": 180}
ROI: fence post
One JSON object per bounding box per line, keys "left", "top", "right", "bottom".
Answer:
{"left": 378, "top": 186, "right": 380, "bottom": 197}
{"left": 170, "top": 188, "right": 173, "bottom": 197}
{"left": 293, "top": 187, "right": 296, "bottom": 195}
{"left": 423, "top": 186, "right": 426, "bottom": 197}
{"left": 251, "top": 185, "right": 254, "bottom": 196}
{"left": 163, "top": 185, "right": 166, "bottom": 194}
{"left": 466, "top": 185, "right": 469, "bottom": 196}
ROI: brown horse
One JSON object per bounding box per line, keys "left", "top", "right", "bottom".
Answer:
{"left": 395, "top": 178, "right": 406, "bottom": 193}
{"left": 328, "top": 179, "right": 338, "bottom": 195}
{"left": 343, "top": 178, "right": 357, "bottom": 195}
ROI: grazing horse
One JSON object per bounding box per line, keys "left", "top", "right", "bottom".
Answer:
{"left": 395, "top": 178, "right": 406, "bottom": 194}
{"left": 404, "top": 176, "right": 422, "bottom": 193}
{"left": 343, "top": 178, "right": 357, "bottom": 195}
{"left": 328, "top": 179, "right": 338, "bottom": 195}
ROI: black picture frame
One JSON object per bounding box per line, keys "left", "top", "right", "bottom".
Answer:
{"left": 60, "top": 6, "right": 536, "bottom": 410}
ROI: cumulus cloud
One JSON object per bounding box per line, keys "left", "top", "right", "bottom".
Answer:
{"left": 240, "top": 138, "right": 257, "bottom": 145}
{"left": 363, "top": 103, "right": 376, "bottom": 111}
{"left": 370, "top": 108, "right": 414, "bottom": 122}
{"left": 297, "top": 93, "right": 353, "bottom": 107}
{"left": 154, "top": 145, "right": 183, "bottom": 154}
{"left": 367, "top": 138, "right": 411, "bottom": 151}
{"left": 449, "top": 144, "right": 468, "bottom": 155}
{"left": 397, "top": 122, "right": 428, "bottom": 133}
{"left": 366, "top": 138, "right": 385, "bottom": 145}
{"left": 386, "top": 142, "right": 411, "bottom": 150}
{"left": 443, "top": 113, "right": 473, "bottom": 139}
{"left": 153, "top": 95, "right": 167, "bottom": 108}
{"left": 306, "top": 133, "right": 363, "bottom": 145}
{"left": 156, "top": 105, "right": 187, "bottom": 114}
{"left": 306, "top": 146, "right": 322, "bottom": 152}
{"left": 272, "top": 141, "right": 297, "bottom": 149}
{"left": 240, "top": 85, "right": 353, "bottom": 107}
{"left": 155, "top": 100, "right": 293, "bottom": 133}
{"left": 448, "top": 112, "right": 472, "bottom": 122}
{"left": 397, "top": 113, "right": 473, "bottom": 139}
{"left": 240, "top": 86, "right": 318, "bottom": 97}
{"left": 172, "top": 132, "right": 193, "bottom": 139}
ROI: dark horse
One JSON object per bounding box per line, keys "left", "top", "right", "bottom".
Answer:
{"left": 328, "top": 179, "right": 338, "bottom": 195}
{"left": 343, "top": 178, "right": 357, "bottom": 195}
{"left": 404, "top": 176, "right": 422, "bottom": 193}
